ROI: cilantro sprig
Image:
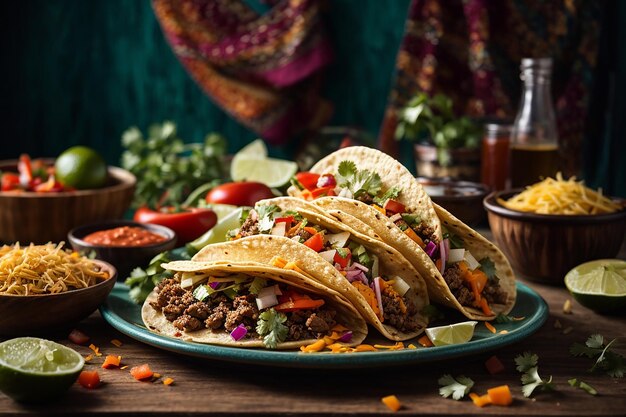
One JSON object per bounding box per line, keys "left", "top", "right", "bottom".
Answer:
{"left": 256, "top": 308, "right": 288, "bottom": 349}
{"left": 125, "top": 251, "right": 181, "bottom": 303}
{"left": 336, "top": 160, "right": 383, "bottom": 199}
{"left": 570, "top": 334, "right": 625, "bottom": 378}
{"left": 438, "top": 374, "right": 474, "bottom": 400}
{"left": 514, "top": 352, "right": 556, "bottom": 397}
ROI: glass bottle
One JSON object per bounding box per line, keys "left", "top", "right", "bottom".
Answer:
{"left": 481, "top": 122, "right": 512, "bottom": 191}
{"left": 509, "top": 58, "right": 559, "bottom": 188}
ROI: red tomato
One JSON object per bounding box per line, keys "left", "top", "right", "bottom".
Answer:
{"left": 68, "top": 329, "right": 90, "bottom": 345}
{"left": 294, "top": 172, "right": 320, "bottom": 191}
{"left": 333, "top": 248, "right": 352, "bottom": 268}
{"left": 133, "top": 207, "right": 217, "bottom": 245}
{"left": 383, "top": 199, "right": 406, "bottom": 214}
{"left": 205, "top": 182, "right": 274, "bottom": 207}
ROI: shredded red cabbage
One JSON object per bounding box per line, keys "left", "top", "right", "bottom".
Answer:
{"left": 337, "top": 331, "right": 353, "bottom": 343}
{"left": 425, "top": 241, "right": 438, "bottom": 258}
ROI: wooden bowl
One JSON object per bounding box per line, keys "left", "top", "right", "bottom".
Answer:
{"left": 68, "top": 220, "right": 177, "bottom": 281}
{"left": 0, "top": 160, "right": 136, "bottom": 244}
{"left": 0, "top": 260, "right": 117, "bottom": 335}
{"left": 484, "top": 190, "right": 626, "bottom": 285}
{"left": 417, "top": 177, "right": 490, "bottom": 227}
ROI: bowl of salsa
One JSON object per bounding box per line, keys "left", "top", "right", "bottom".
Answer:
{"left": 68, "top": 220, "right": 177, "bottom": 281}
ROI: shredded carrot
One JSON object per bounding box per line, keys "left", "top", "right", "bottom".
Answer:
{"left": 120, "top": 365, "right": 129, "bottom": 370}
{"left": 499, "top": 330, "right": 509, "bottom": 335}
{"left": 469, "top": 392, "right": 492, "bottom": 407}
{"left": 354, "top": 344, "right": 378, "bottom": 352}
{"left": 286, "top": 221, "right": 304, "bottom": 236}
{"left": 435, "top": 258, "right": 442, "bottom": 271}
{"left": 163, "top": 377, "right": 174, "bottom": 386}
{"left": 484, "top": 355, "right": 505, "bottom": 375}
{"left": 372, "top": 204, "right": 386, "bottom": 215}
{"left": 407, "top": 343, "right": 417, "bottom": 349}
{"left": 270, "top": 256, "right": 287, "bottom": 268}
{"left": 130, "top": 364, "right": 154, "bottom": 381}
{"left": 110, "top": 339, "right": 123, "bottom": 347}
{"left": 417, "top": 335, "right": 434, "bottom": 347}
{"left": 153, "top": 372, "right": 161, "bottom": 379}
{"left": 300, "top": 339, "right": 326, "bottom": 353}
{"left": 487, "top": 385, "right": 513, "bottom": 406}
{"left": 381, "top": 395, "right": 402, "bottom": 412}
{"left": 303, "top": 226, "right": 318, "bottom": 235}
{"left": 332, "top": 324, "right": 349, "bottom": 332}
{"left": 88, "top": 343, "right": 102, "bottom": 357}
{"left": 101, "top": 355, "right": 121, "bottom": 369}
{"left": 484, "top": 322, "right": 497, "bottom": 334}
{"left": 479, "top": 298, "right": 494, "bottom": 316}
{"left": 374, "top": 342, "right": 404, "bottom": 350}
{"left": 404, "top": 227, "right": 425, "bottom": 248}
{"left": 352, "top": 281, "right": 381, "bottom": 320}
{"left": 84, "top": 354, "right": 93, "bottom": 362}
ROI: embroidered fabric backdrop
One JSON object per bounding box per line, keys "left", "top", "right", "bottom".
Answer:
{"left": 1, "top": 0, "right": 624, "bottom": 196}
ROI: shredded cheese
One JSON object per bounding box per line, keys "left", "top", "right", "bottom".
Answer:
{"left": 499, "top": 173, "right": 622, "bottom": 215}
{"left": 0, "top": 242, "right": 110, "bottom": 295}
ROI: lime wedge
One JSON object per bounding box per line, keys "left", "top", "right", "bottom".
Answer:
{"left": 0, "top": 337, "right": 85, "bottom": 403}
{"left": 425, "top": 321, "right": 478, "bottom": 347}
{"left": 235, "top": 138, "right": 268, "bottom": 158}
{"left": 231, "top": 156, "right": 298, "bottom": 188}
{"left": 187, "top": 206, "right": 246, "bottom": 253}
{"left": 564, "top": 259, "right": 626, "bottom": 313}
{"left": 205, "top": 203, "right": 239, "bottom": 221}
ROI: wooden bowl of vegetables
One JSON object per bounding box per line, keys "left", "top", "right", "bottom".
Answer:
{"left": 0, "top": 158, "right": 136, "bottom": 244}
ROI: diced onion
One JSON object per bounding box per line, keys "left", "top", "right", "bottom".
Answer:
{"left": 373, "top": 277, "right": 384, "bottom": 319}
{"left": 230, "top": 324, "right": 248, "bottom": 341}
{"left": 389, "top": 213, "right": 403, "bottom": 223}
{"left": 464, "top": 251, "right": 480, "bottom": 270}
{"left": 256, "top": 286, "right": 278, "bottom": 310}
{"left": 318, "top": 249, "right": 337, "bottom": 263}
{"left": 180, "top": 272, "right": 209, "bottom": 290}
{"left": 352, "top": 262, "right": 369, "bottom": 273}
{"left": 439, "top": 240, "right": 447, "bottom": 275}
{"left": 447, "top": 248, "right": 465, "bottom": 264}
{"left": 337, "top": 331, "right": 353, "bottom": 343}
{"left": 390, "top": 276, "right": 410, "bottom": 296}
{"left": 326, "top": 231, "right": 351, "bottom": 248}
{"left": 270, "top": 221, "right": 286, "bottom": 236}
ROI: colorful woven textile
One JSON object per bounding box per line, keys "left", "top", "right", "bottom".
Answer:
{"left": 379, "top": 0, "right": 602, "bottom": 176}
{"left": 152, "top": 0, "right": 333, "bottom": 144}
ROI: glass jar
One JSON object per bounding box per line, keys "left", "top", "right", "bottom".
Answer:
{"left": 481, "top": 123, "right": 512, "bottom": 191}
{"left": 510, "top": 58, "right": 560, "bottom": 188}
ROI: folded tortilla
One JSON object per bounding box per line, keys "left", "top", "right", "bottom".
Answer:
{"left": 288, "top": 146, "right": 516, "bottom": 320}
{"left": 142, "top": 260, "right": 367, "bottom": 349}
{"left": 193, "top": 198, "right": 430, "bottom": 341}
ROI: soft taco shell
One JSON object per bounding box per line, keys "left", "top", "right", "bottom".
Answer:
{"left": 142, "top": 261, "right": 368, "bottom": 349}
{"left": 193, "top": 231, "right": 429, "bottom": 341}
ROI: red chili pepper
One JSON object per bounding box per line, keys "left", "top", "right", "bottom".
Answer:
{"left": 274, "top": 216, "right": 294, "bottom": 224}
{"left": 310, "top": 186, "right": 336, "bottom": 198}
{"left": 133, "top": 206, "right": 217, "bottom": 244}
{"left": 294, "top": 172, "right": 320, "bottom": 191}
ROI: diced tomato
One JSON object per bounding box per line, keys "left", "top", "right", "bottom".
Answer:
{"left": 310, "top": 186, "right": 336, "bottom": 198}
{"left": 78, "top": 370, "right": 101, "bottom": 389}
{"left": 274, "top": 297, "right": 325, "bottom": 312}
{"left": 333, "top": 248, "right": 352, "bottom": 268}
{"left": 383, "top": 199, "right": 406, "bottom": 214}
{"left": 303, "top": 232, "right": 324, "bottom": 252}
{"left": 1, "top": 173, "right": 20, "bottom": 191}
{"left": 68, "top": 329, "right": 90, "bottom": 345}
{"left": 303, "top": 226, "right": 318, "bottom": 235}
{"left": 274, "top": 216, "right": 294, "bottom": 224}
{"left": 102, "top": 355, "right": 122, "bottom": 369}
{"left": 295, "top": 172, "right": 320, "bottom": 191}
{"left": 485, "top": 355, "right": 505, "bottom": 375}
{"left": 130, "top": 364, "right": 154, "bottom": 381}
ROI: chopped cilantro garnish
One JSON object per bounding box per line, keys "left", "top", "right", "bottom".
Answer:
{"left": 336, "top": 160, "right": 383, "bottom": 198}
{"left": 438, "top": 374, "right": 474, "bottom": 400}
{"left": 479, "top": 258, "right": 498, "bottom": 282}
{"left": 570, "top": 334, "right": 625, "bottom": 378}
{"left": 373, "top": 186, "right": 401, "bottom": 205}
{"left": 515, "top": 352, "right": 556, "bottom": 397}
{"left": 248, "top": 277, "right": 266, "bottom": 295}
{"left": 568, "top": 378, "right": 598, "bottom": 395}
{"left": 401, "top": 213, "right": 421, "bottom": 225}
{"left": 444, "top": 232, "right": 464, "bottom": 249}
{"left": 256, "top": 205, "right": 279, "bottom": 233}
{"left": 256, "top": 308, "right": 289, "bottom": 349}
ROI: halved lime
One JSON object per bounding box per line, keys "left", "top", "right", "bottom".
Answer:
{"left": 0, "top": 337, "right": 85, "bottom": 403}
{"left": 205, "top": 203, "right": 239, "bottom": 221}
{"left": 187, "top": 206, "right": 246, "bottom": 253}
{"left": 425, "top": 321, "right": 478, "bottom": 347}
{"left": 231, "top": 156, "right": 298, "bottom": 188}
{"left": 564, "top": 259, "right": 626, "bottom": 313}
{"left": 234, "top": 138, "right": 268, "bottom": 158}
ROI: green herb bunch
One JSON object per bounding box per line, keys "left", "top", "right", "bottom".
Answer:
{"left": 121, "top": 121, "right": 227, "bottom": 208}
{"left": 394, "top": 92, "right": 481, "bottom": 166}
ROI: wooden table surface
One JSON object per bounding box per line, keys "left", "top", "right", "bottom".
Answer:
{"left": 1, "top": 231, "right": 624, "bottom": 416}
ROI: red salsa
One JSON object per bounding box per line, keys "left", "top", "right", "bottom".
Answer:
{"left": 83, "top": 226, "right": 167, "bottom": 246}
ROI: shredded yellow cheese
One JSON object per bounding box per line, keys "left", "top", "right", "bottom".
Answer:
{"left": 0, "top": 242, "right": 109, "bottom": 295}
{"left": 499, "top": 173, "right": 622, "bottom": 215}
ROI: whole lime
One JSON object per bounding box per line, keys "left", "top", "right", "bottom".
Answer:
{"left": 55, "top": 146, "right": 108, "bottom": 189}
{"left": 0, "top": 337, "right": 85, "bottom": 403}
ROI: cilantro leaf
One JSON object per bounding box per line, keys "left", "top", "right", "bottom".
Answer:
{"left": 438, "top": 374, "right": 474, "bottom": 400}
{"left": 568, "top": 378, "right": 598, "bottom": 396}
{"left": 256, "top": 308, "right": 288, "bottom": 349}
{"left": 336, "top": 160, "right": 382, "bottom": 198}
{"left": 372, "top": 186, "right": 402, "bottom": 205}
{"left": 479, "top": 258, "right": 497, "bottom": 281}
{"left": 255, "top": 205, "right": 279, "bottom": 233}
{"left": 570, "top": 334, "right": 625, "bottom": 378}
{"left": 515, "top": 352, "right": 555, "bottom": 397}
{"left": 125, "top": 251, "right": 178, "bottom": 304}
{"left": 248, "top": 277, "right": 267, "bottom": 295}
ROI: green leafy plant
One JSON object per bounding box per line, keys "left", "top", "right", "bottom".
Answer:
{"left": 121, "top": 121, "right": 227, "bottom": 209}
{"left": 394, "top": 93, "right": 481, "bottom": 166}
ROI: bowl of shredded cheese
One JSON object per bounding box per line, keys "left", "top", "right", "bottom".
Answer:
{"left": 484, "top": 174, "right": 626, "bottom": 284}
{"left": 0, "top": 242, "right": 116, "bottom": 335}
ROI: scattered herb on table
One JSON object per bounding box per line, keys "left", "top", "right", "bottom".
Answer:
{"left": 569, "top": 334, "right": 625, "bottom": 378}
{"left": 567, "top": 378, "right": 598, "bottom": 396}
{"left": 514, "top": 352, "right": 556, "bottom": 397}
{"left": 121, "top": 121, "right": 227, "bottom": 209}
{"left": 438, "top": 374, "right": 474, "bottom": 400}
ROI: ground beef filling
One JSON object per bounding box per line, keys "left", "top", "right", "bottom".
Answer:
{"left": 150, "top": 278, "right": 338, "bottom": 341}
{"left": 381, "top": 287, "right": 420, "bottom": 333}
{"left": 393, "top": 218, "right": 437, "bottom": 246}
{"left": 443, "top": 264, "right": 507, "bottom": 307}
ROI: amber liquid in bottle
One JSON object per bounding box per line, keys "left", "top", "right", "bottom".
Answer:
{"left": 509, "top": 143, "right": 559, "bottom": 188}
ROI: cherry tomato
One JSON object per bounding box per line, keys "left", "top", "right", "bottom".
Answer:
{"left": 205, "top": 182, "right": 274, "bottom": 207}
{"left": 133, "top": 207, "right": 217, "bottom": 245}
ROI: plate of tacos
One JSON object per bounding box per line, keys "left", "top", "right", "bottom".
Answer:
{"left": 100, "top": 146, "right": 548, "bottom": 369}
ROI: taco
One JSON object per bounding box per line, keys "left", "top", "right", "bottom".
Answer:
{"left": 193, "top": 197, "right": 430, "bottom": 341}
{"left": 287, "top": 146, "right": 516, "bottom": 320}
{"left": 142, "top": 260, "right": 367, "bottom": 349}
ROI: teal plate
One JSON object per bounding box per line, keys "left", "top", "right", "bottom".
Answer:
{"left": 100, "top": 281, "right": 548, "bottom": 369}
